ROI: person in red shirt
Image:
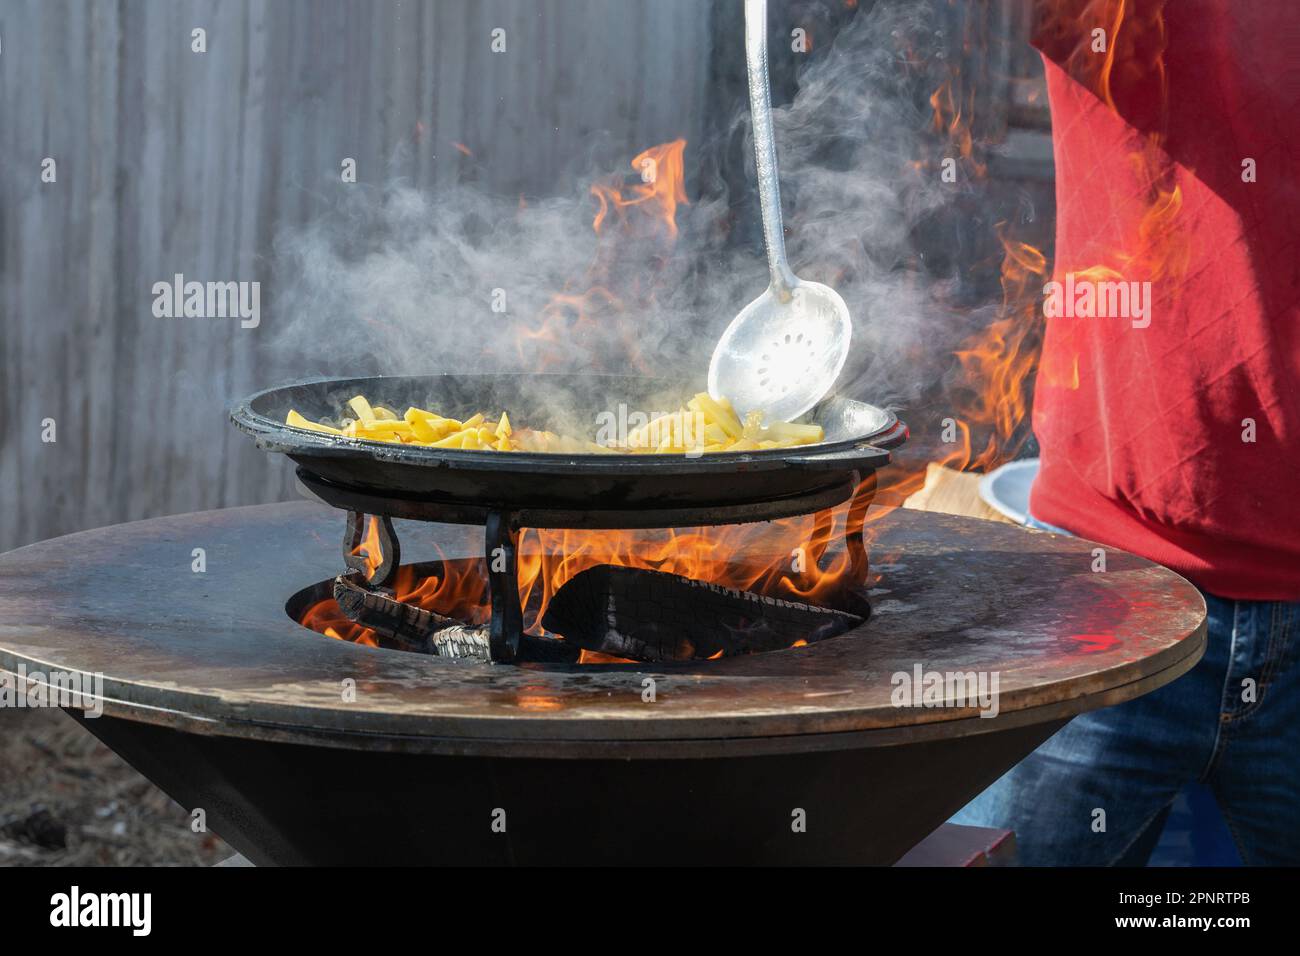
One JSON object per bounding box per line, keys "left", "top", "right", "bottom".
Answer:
{"left": 953, "top": 0, "right": 1300, "bottom": 864}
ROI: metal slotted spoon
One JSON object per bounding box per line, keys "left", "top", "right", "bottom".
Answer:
{"left": 708, "top": 0, "right": 853, "bottom": 424}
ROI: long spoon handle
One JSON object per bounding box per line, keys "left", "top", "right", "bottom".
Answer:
{"left": 744, "top": 0, "right": 797, "bottom": 302}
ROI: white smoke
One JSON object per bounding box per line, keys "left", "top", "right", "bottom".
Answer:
{"left": 268, "top": 0, "right": 1014, "bottom": 422}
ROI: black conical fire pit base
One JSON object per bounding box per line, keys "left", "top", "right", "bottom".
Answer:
{"left": 73, "top": 712, "right": 1063, "bottom": 865}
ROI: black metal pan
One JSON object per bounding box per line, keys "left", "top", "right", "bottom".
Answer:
{"left": 230, "top": 374, "right": 907, "bottom": 513}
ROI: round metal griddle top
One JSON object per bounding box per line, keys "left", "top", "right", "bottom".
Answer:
{"left": 0, "top": 502, "right": 1206, "bottom": 757}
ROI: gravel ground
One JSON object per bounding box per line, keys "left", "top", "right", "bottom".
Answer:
{"left": 0, "top": 708, "right": 230, "bottom": 866}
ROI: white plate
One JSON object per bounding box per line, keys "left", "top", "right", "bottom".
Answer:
{"left": 977, "top": 458, "right": 1040, "bottom": 526}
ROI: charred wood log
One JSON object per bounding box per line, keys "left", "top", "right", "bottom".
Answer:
{"left": 332, "top": 574, "right": 489, "bottom": 659}
{"left": 331, "top": 574, "right": 577, "bottom": 663}
{"left": 541, "top": 565, "right": 865, "bottom": 663}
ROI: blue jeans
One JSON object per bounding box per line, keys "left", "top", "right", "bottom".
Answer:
{"left": 952, "top": 558, "right": 1300, "bottom": 864}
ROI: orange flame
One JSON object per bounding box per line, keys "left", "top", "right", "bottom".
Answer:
{"left": 349, "top": 515, "right": 386, "bottom": 581}
{"left": 951, "top": 230, "right": 1049, "bottom": 472}
{"left": 300, "top": 498, "right": 876, "bottom": 662}
{"left": 928, "top": 76, "right": 986, "bottom": 178}
{"left": 917, "top": 53, "right": 1048, "bottom": 481}
{"left": 590, "top": 139, "right": 688, "bottom": 238}
{"left": 516, "top": 140, "right": 688, "bottom": 374}
{"left": 909, "top": 0, "right": 1184, "bottom": 488}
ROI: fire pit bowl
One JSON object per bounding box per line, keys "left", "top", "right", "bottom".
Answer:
{"left": 0, "top": 502, "right": 1205, "bottom": 865}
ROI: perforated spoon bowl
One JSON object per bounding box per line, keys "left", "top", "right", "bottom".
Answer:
{"left": 708, "top": 0, "right": 853, "bottom": 424}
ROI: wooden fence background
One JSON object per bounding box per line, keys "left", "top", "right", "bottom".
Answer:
{"left": 0, "top": 0, "right": 1046, "bottom": 552}
{"left": 0, "top": 0, "right": 713, "bottom": 550}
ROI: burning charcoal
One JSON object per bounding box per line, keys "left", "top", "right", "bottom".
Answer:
{"left": 541, "top": 565, "right": 864, "bottom": 663}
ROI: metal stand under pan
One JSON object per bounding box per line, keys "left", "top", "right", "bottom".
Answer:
{"left": 295, "top": 467, "right": 877, "bottom": 663}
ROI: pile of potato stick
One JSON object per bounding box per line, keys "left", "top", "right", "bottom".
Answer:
{"left": 286, "top": 392, "right": 823, "bottom": 454}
